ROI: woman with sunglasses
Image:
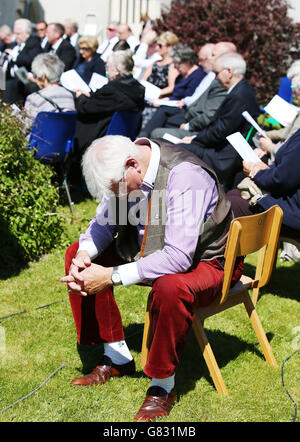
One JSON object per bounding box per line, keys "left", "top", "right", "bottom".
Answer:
{"left": 73, "top": 35, "right": 106, "bottom": 85}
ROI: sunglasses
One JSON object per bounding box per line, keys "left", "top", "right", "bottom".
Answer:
{"left": 79, "top": 47, "right": 91, "bottom": 51}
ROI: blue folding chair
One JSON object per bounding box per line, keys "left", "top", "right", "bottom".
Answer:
{"left": 105, "top": 110, "right": 142, "bottom": 140}
{"left": 28, "top": 111, "right": 77, "bottom": 214}
{"left": 277, "top": 76, "right": 293, "bottom": 104}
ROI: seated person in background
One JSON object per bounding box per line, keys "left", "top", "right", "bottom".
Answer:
{"left": 45, "top": 23, "right": 76, "bottom": 71}
{"left": 2, "top": 18, "right": 43, "bottom": 104}
{"left": 142, "top": 31, "right": 179, "bottom": 94}
{"left": 117, "top": 23, "right": 139, "bottom": 52}
{"left": 73, "top": 35, "right": 106, "bottom": 84}
{"left": 139, "top": 44, "right": 205, "bottom": 137}
{"left": 70, "top": 50, "right": 145, "bottom": 184}
{"left": 176, "top": 52, "right": 260, "bottom": 191}
{"left": 148, "top": 44, "right": 227, "bottom": 140}
{"left": 133, "top": 29, "right": 161, "bottom": 80}
{"left": 97, "top": 22, "right": 119, "bottom": 62}
{"left": 227, "top": 128, "right": 300, "bottom": 245}
{"left": 24, "top": 53, "right": 75, "bottom": 123}
{"left": 256, "top": 61, "right": 300, "bottom": 163}
{"left": 141, "top": 31, "right": 179, "bottom": 128}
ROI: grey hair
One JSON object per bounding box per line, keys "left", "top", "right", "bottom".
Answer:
{"left": 215, "top": 51, "right": 246, "bottom": 77}
{"left": 82, "top": 135, "right": 141, "bottom": 200}
{"left": 170, "top": 44, "right": 198, "bottom": 65}
{"left": 14, "top": 18, "right": 32, "bottom": 34}
{"left": 31, "top": 53, "right": 65, "bottom": 82}
{"left": 106, "top": 50, "right": 134, "bottom": 76}
{"left": 287, "top": 59, "right": 300, "bottom": 79}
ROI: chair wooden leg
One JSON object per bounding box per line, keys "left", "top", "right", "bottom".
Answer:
{"left": 140, "top": 297, "right": 153, "bottom": 369}
{"left": 192, "top": 315, "right": 228, "bottom": 395}
{"left": 243, "top": 293, "right": 278, "bottom": 367}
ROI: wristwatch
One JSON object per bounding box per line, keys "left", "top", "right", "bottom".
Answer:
{"left": 111, "top": 266, "right": 122, "bottom": 286}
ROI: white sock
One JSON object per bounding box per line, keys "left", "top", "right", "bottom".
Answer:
{"left": 104, "top": 340, "right": 133, "bottom": 365}
{"left": 151, "top": 375, "right": 175, "bottom": 393}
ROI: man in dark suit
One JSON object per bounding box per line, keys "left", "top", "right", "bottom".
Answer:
{"left": 45, "top": 23, "right": 76, "bottom": 71}
{"left": 177, "top": 52, "right": 260, "bottom": 191}
{"left": 2, "top": 18, "right": 42, "bottom": 104}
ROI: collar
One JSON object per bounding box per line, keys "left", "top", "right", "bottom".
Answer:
{"left": 52, "top": 37, "right": 63, "bottom": 51}
{"left": 227, "top": 78, "right": 242, "bottom": 94}
{"left": 134, "top": 138, "right": 160, "bottom": 189}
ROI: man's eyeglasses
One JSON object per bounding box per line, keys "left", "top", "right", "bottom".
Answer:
{"left": 213, "top": 68, "right": 227, "bottom": 75}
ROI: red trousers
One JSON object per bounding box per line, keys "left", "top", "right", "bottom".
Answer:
{"left": 65, "top": 241, "right": 243, "bottom": 379}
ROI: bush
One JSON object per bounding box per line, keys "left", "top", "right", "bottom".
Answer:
{"left": 155, "top": 0, "right": 300, "bottom": 104}
{"left": 0, "top": 103, "right": 63, "bottom": 272}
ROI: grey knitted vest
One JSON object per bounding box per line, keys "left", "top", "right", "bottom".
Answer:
{"left": 115, "top": 140, "right": 233, "bottom": 264}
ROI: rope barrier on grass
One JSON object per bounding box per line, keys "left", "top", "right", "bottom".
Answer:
{"left": 0, "top": 299, "right": 65, "bottom": 321}
{"left": 0, "top": 358, "right": 79, "bottom": 415}
{"left": 281, "top": 349, "right": 299, "bottom": 422}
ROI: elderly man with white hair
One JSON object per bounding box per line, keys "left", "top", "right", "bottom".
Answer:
{"left": 177, "top": 51, "right": 260, "bottom": 191}
{"left": 61, "top": 134, "right": 244, "bottom": 421}
{"left": 2, "top": 18, "right": 42, "bottom": 103}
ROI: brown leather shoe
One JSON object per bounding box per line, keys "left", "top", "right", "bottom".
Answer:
{"left": 134, "top": 386, "right": 177, "bottom": 421}
{"left": 71, "top": 357, "right": 135, "bottom": 386}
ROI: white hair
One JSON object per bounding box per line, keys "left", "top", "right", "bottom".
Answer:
{"left": 215, "top": 51, "right": 246, "bottom": 77}
{"left": 14, "top": 18, "right": 32, "bottom": 34}
{"left": 82, "top": 135, "right": 141, "bottom": 200}
{"left": 31, "top": 53, "right": 65, "bottom": 82}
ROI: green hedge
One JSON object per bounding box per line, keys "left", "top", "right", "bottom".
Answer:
{"left": 0, "top": 103, "right": 63, "bottom": 272}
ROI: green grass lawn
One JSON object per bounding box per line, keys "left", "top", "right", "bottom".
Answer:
{"left": 0, "top": 192, "right": 299, "bottom": 423}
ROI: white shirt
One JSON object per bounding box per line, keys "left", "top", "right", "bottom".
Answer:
{"left": 183, "top": 71, "right": 216, "bottom": 107}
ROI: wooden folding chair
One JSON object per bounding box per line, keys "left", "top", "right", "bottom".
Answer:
{"left": 140, "top": 205, "right": 283, "bottom": 395}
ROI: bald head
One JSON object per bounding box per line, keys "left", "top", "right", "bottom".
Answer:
{"left": 198, "top": 43, "right": 215, "bottom": 73}
{"left": 213, "top": 41, "right": 237, "bottom": 57}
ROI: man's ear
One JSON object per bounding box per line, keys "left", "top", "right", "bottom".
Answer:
{"left": 125, "top": 157, "right": 141, "bottom": 172}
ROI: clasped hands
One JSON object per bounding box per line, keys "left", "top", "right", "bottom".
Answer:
{"left": 61, "top": 250, "right": 113, "bottom": 296}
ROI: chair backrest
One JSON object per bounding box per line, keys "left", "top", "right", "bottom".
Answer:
{"left": 105, "top": 110, "right": 142, "bottom": 141}
{"left": 28, "top": 111, "right": 77, "bottom": 162}
{"left": 220, "top": 206, "right": 283, "bottom": 303}
{"left": 277, "top": 76, "right": 293, "bottom": 104}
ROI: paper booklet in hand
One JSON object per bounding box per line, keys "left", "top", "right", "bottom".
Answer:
{"left": 60, "top": 69, "right": 108, "bottom": 93}
{"left": 263, "top": 94, "right": 299, "bottom": 127}
{"left": 226, "top": 132, "right": 262, "bottom": 163}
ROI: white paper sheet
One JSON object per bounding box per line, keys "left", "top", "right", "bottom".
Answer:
{"left": 242, "top": 111, "right": 267, "bottom": 137}
{"left": 152, "top": 99, "right": 180, "bottom": 107}
{"left": 60, "top": 69, "right": 91, "bottom": 93}
{"left": 88, "top": 72, "right": 108, "bottom": 92}
{"left": 264, "top": 94, "right": 299, "bottom": 127}
{"left": 226, "top": 132, "right": 262, "bottom": 162}
{"left": 162, "top": 133, "right": 182, "bottom": 144}
{"left": 140, "top": 80, "right": 161, "bottom": 102}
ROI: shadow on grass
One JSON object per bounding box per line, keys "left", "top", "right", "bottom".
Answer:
{"left": 176, "top": 328, "right": 276, "bottom": 396}
{"left": 0, "top": 218, "right": 29, "bottom": 280}
{"left": 244, "top": 260, "right": 300, "bottom": 302}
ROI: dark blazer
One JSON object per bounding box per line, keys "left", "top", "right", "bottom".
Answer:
{"left": 75, "top": 74, "right": 145, "bottom": 152}
{"left": 73, "top": 53, "right": 106, "bottom": 84}
{"left": 180, "top": 79, "right": 260, "bottom": 190}
{"left": 6, "top": 35, "right": 42, "bottom": 78}
{"left": 44, "top": 39, "right": 76, "bottom": 71}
